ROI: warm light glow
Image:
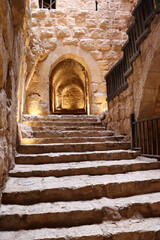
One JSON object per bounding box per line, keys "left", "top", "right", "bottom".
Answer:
{"left": 27, "top": 102, "right": 43, "bottom": 116}
{"left": 22, "top": 138, "right": 36, "bottom": 145}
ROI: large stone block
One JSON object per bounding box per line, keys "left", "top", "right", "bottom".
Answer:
{"left": 97, "top": 39, "right": 111, "bottom": 51}
{"left": 86, "top": 19, "right": 97, "bottom": 28}
{"left": 94, "top": 94, "right": 106, "bottom": 104}
{"left": 80, "top": 39, "right": 95, "bottom": 51}
{"left": 63, "top": 38, "right": 78, "bottom": 46}
{"left": 56, "top": 26, "right": 70, "bottom": 38}
{"left": 40, "top": 29, "right": 54, "bottom": 39}
{"left": 32, "top": 10, "right": 47, "bottom": 20}
{"left": 100, "top": 19, "right": 110, "bottom": 30}
{"left": 89, "top": 28, "right": 105, "bottom": 39}
{"left": 73, "top": 27, "right": 87, "bottom": 38}
{"left": 75, "top": 11, "right": 88, "bottom": 23}
{"left": 42, "top": 38, "right": 57, "bottom": 51}
{"left": 91, "top": 51, "right": 103, "bottom": 60}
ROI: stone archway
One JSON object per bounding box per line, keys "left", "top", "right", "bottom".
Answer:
{"left": 24, "top": 46, "right": 102, "bottom": 115}
{"left": 49, "top": 58, "right": 90, "bottom": 114}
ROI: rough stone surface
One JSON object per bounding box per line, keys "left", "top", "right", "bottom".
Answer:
{"left": 0, "top": 114, "right": 160, "bottom": 239}
{"left": 0, "top": 0, "right": 30, "bottom": 204}
{"left": 104, "top": 15, "right": 160, "bottom": 135}
{"left": 25, "top": 0, "right": 136, "bottom": 115}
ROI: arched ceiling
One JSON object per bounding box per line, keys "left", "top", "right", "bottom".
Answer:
{"left": 50, "top": 58, "right": 86, "bottom": 94}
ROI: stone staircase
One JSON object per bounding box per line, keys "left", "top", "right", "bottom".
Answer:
{"left": 0, "top": 114, "right": 160, "bottom": 240}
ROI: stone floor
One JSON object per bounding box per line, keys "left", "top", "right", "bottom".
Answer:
{"left": 0, "top": 114, "right": 160, "bottom": 240}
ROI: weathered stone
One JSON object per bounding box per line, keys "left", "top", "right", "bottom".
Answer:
{"left": 86, "top": 19, "right": 97, "bottom": 28}
{"left": 97, "top": 39, "right": 111, "bottom": 51}
{"left": 89, "top": 28, "right": 105, "bottom": 39}
{"left": 100, "top": 19, "right": 110, "bottom": 30}
{"left": 40, "top": 29, "right": 54, "bottom": 39}
{"left": 73, "top": 27, "right": 87, "bottom": 38}
{"left": 80, "top": 39, "right": 95, "bottom": 51}
{"left": 91, "top": 51, "right": 103, "bottom": 60}
{"left": 63, "top": 38, "right": 78, "bottom": 46}
{"left": 56, "top": 26, "right": 70, "bottom": 38}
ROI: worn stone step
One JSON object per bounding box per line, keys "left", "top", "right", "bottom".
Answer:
{"left": 22, "top": 114, "right": 99, "bottom": 122}
{"left": 10, "top": 157, "right": 160, "bottom": 178}
{"left": 21, "top": 135, "right": 125, "bottom": 144}
{"left": 0, "top": 217, "right": 160, "bottom": 240}
{"left": 31, "top": 125, "right": 106, "bottom": 131}
{"left": 17, "top": 141, "right": 130, "bottom": 154}
{"left": 0, "top": 192, "right": 160, "bottom": 231}
{"left": 2, "top": 169, "right": 160, "bottom": 205}
{"left": 22, "top": 121, "right": 101, "bottom": 127}
{"left": 15, "top": 150, "right": 139, "bottom": 164}
{"left": 30, "top": 130, "right": 115, "bottom": 139}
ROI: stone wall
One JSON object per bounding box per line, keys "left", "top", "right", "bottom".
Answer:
{"left": 103, "top": 15, "right": 160, "bottom": 135}
{"left": 0, "top": 0, "right": 30, "bottom": 204}
{"left": 24, "top": 0, "right": 136, "bottom": 115}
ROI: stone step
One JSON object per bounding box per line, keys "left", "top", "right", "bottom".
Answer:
{"left": 2, "top": 169, "right": 160, "bottom": 205}
{"left": 0, "top": 217, "right": 160, "bottom": 240}
{"left": 15, "top": 150, "right": 139, "bottom": 164}
{"left": 17, "top": 141, "right": 130, "bottom": 154}
{"left": 30, "top": 125, "right": 106, "bottom": 131}
{"left": 22, "top": 119, "right": 101, "bottom": 126}
{"left": 21, "top": 135, "right": 125, "bottom": 144}
{"left": 10, "top": 157, "right": 160, "bottom": 178}
{"left": 22, "top": 121, "right": 102, "bottom": 127}
{"left": 22, "top": 114, "right": 99, "bottom": 122}
{"left": 30, "top": 130, "right": 115, "bottom": 139}
{"left": 0, "top": 192, "right": 160, "bottom": 231}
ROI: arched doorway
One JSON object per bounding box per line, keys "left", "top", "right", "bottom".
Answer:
{"left": 49, "top": 58, "right": 90, "bottom": 114}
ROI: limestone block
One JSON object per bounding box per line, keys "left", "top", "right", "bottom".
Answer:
{"left": 85, "top": 1, "right": 96, "bottom": 10}
{"left": 100, "top": 19, "right": 110, "bottom": 30}
{"left": 31, "top": 18, "right": 38, "bottom": 27}
{"left": 93, "top": 103, "right": 103, "bottom": 114}
{"left": 57, "top": 17, "right": 68, "bottom": 26}
{"left": 94, "top": 94, "right": 106, "bottom": 104}
{"left": 73, "top": 27, "right": 87, "bottom": 38}
{"left": 109, "top": 2, "right": 119, "bottom": 11}
{"left": 40, "top": 29, "right": 54, "bottom": 39}
{"left": 75, "top": 11, "right": 88, "bottom": 23}
{"left": 112, "top": 20, "right": 127, "bottom": 30}
{"left": 0, "top": 90, "right": 7, "bottom": 130}
{"left": 98, "top": 2, "right": 109, "bottom": 10}
{"left": 0, "top": 35, "right": 8, "bottom": 90}
{"left": 32, "top": 10, "right": 47, "bottom": 20}
{"left": 56, "top": 26, "right": 70, "bottom": 38}
{"left": 0, "top": 144, "right": 4, "bottom": 186}
{"left": 112, "top": 40, "right": 123, "bottom": 51}
{"left": 44, "top": 18, "right": 56, "bottom": 27}
{"left": 80, "top": 39, "right": 95, "bottom": 51}
{"left": 91, "top": 51, "right": 103, "bottom": 60}
{"left": 30, "top": 0, "right": 39, "bottom": 9}
{"left": 100, "top": 65, "right": 109, "bottom": 71}
{"left": 109, "top": 29, "right": 122, "bottom": 40}
{"left": 66, "top": 17, "right": 75, "bottom": 27}
{"left": 97, "top": 40, "right": 111, "bottom": 51}
{"left": 98, "top": 60, "right": 109, "bottom": 66}
{"left": 98, "top": 83, "right": 107, "bottom": 94}
{"left": 92, "top": 83, "right": 99, "bottom": 93}
{"left": 86, "top": 19, "right": 97, "bottom": 28}
{"left": 89, "top": 28, "right": 104, "bottom": 39}
{"left": 43, "top": 38, "right": 57, "bottom": 51}
{"left": 63, "top": 38, "right": 78, "bottom": 46}
{"left": 115, "top": 11, "right": 131, "bottom": 21}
